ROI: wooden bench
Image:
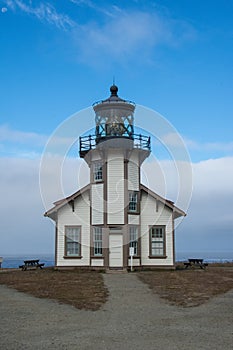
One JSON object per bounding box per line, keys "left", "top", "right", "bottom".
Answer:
{"left": 19, "top": 260, "right": 44, "bottom": 271}
{"left": 184, "top": 259, "right": 208, "bottom": 270}
{"left": 184, "top": 262, "right": 191, "bottom": 269}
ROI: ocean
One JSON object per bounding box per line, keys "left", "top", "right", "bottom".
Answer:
{"left": 0, "top": 252, "right": 233, "bottom": 268}
{"left": 0, "top": 255, "right": 55, "bottom": 269}
{"left": 176, "top": 251, "right": 233, "bottom": 263}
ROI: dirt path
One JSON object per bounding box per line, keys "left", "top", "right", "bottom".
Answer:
{"left": 0, "top": 273, "right": 232, "bottom": 349}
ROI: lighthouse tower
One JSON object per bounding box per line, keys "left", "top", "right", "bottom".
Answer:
{"left": 79, "top": 85, "right": 151, "bottom": 268}
{"left": 45, "top": 84, "right": 185, "bottom": 270}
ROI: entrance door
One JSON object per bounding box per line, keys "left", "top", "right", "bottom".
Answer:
{"left": 109, "top": 234, "right": 123, "bottom": 268}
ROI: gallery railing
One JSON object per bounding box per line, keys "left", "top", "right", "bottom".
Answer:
{"left": 79, "top": 133, "right": 151, "bottom": 158}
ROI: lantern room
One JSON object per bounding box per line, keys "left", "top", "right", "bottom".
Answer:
{"left": 79, "top": 85, "right": 151, "bottom": 158}
{"left": 93, "top": 84, "right": 135, "bottom": 141}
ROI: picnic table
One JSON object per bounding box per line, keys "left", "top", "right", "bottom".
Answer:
{"left": 19, "top": 259, "right": 44, "bottom": 271}
{"left": 184, "top": 258, "right": 208, "bottom": 270}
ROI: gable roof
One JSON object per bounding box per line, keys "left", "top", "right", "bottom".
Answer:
{"left": 44, "top": 183, "right": 185, "bottom": 220}
{"left": 140, "top": 184, "right": 186, "bottom": 219}
{"left": 44, "top": 184, "right": 90, "bottom": 220}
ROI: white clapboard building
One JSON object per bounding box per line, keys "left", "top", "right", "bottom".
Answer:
{"left": 45, "top": 85, "right": 185, "bottom": 270}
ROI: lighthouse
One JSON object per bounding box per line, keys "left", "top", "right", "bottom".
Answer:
{"left": 80, "top": 84, "right": 151, "bottom": 268}
{"left": 45, "top": 85, "right": 185, "bottom": 270}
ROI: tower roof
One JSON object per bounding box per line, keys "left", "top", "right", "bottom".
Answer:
{"left": 93, "top": 84, "right": 135, "bottom": 107}
{"left": 103, "top": 84, "right": 125, "bottom": 102}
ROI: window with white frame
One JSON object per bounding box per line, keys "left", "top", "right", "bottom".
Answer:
{"left": 128, "top": 191, "right": 138, "bottom": 212}
{"left": 150, "top": 226, "right": 165, "bottom": 257}
{"left": 93, "top": 227, "right": 103, "bottom": 256}
{"left": 65, "top": 226, "right": 81, "bottom": 256}
{"left": 93, "top": 162, "right": 103, "bottom": 182}
{"left": 129, "top": 226, "right": 138, "bottom": 255}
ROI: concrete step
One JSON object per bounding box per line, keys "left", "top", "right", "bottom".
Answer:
{"left": 106, "top": 268, "right": 128, "bottom": 274}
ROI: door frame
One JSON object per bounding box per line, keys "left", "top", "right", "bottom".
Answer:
{"left": 109, "top": 230, "right": 123, "bottom": 268}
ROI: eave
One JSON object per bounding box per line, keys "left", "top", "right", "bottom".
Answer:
{"left": 44, "top": 184, "right": 90, "bottom": 220}
{"left": 140, "top": 184, "right": 186, "bottom": 219}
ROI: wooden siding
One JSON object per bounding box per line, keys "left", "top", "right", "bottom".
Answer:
{"left": 107, "top": 151, "right": 124, "bottom": 224}
{"left": 56, "top": 191, "right": 90, "bottom": 266}
{"left": 91, "top": 183, "right": 104, "bottom": 225}
{"left": 90, "top": 151, "right": 101, "bottom": 162}
{"left": 128, "top": 258, "right": 140, "bottom": 266}
{"left": 128, "top": 214, "right": 140, "bottom": 225}
{"left": 128, "top": 153, "right": 139, "bottom": 191}
{"left": 91, "top": 259, "right": 104, "bottom": 267}
{"left": 140, "top": 191, "right": 174, "bottom": 266}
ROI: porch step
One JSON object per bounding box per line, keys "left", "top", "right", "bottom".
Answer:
{"left": 106, "top": 268, "right": 128, "bottom": 274}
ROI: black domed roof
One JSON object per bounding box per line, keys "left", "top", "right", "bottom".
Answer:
{"left": 110, "top": 84, "right": 118, "bottom": 96}
{"left": 99, "top": 84, "right": 125, "bottom": 103}
{"left": 92, "top": 84, "right": 135, "bottom": 107}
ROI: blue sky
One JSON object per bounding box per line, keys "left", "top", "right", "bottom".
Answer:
{"left": 0, "top": 0, "right": 233, "bottom": 256}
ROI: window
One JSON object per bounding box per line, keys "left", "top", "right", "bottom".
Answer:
{"left": 65, "top": 226, "right": 81, "bottom": 256}
{"left": 129, "top": 226, "right": 138, "bottom": 255}
{"left": 150, "top": 226, "right": 165, "bottom": 257}
{"left": 93, "top": 227, "right": 103, "bottom": 256}
{"left": 128, "top": 191, "right": 138, "bottom": 212}
{"left": 93, "top": 162, "right": 103, "bottom": 182}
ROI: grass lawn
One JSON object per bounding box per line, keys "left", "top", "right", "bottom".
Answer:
{"left": 137, "top": 264, "right": 233, "bottom": 307}
{"left": 0, "top": 269, "right": 108, "bottom": 311}
{"left": 0, "top": 264, "right": 233, "bottom": 310}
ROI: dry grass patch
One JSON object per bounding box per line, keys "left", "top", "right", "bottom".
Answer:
{"left": 137, "top": 266, "right": 233, "bottom": 307}
{"left": 0, "top": 269, "right": 108, "bottom": 311}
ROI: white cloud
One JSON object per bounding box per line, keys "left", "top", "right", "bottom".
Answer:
{"left": 142, "top": 158, "right": 193, "bottom": 209}
{"left": 204, "top": 142, "right": 233, "bottom": 152}
{"left": 160, "top": 133, "right": 233, "bottom": 155}
{"left": 4, "top": 1, "right": 197, "bottom": 62}
{"left": 176, "top": 157, "right": 233, "bottom": 252}
{"left": 40, "top": 154, "right": 89, "bottom": 209}
{"left": 0, "top": 156, "right": 89, "bottom": 255}
{"left": 160, "top": 132, "right": 190, "bottom": 150}
{"left": 142, "top": 156, "right": 233, "bottom": 252}
{"left": 184, "top": 137, "right": 233, "bottom": 152}
{"left": 0, "top": 124, "right": 80, "bottom": 159}
{"left": 0, "top": 157, "right": 49, "bottom": 254}
{"left": 1, "top": 7, "right": 8, "bottom": 13}
{"left": 74, "top": 10, "right": 195, "bottom": 63}
{"left": 68, "top": 2, "right": 196, "bottom": 65}
{"left": 69, "top": 0, "right": 92, "bottom": 5}
{"left": 192, "top": 157, "right": 233, "bottom": 193}
{"left": 69, "top": 0, "right": 120, "bottom": 18}
{"left": 0, "top": 154, "right": 232, "bottom": 255}
{"left": 3, "top": 0, "right": 13, "bottom": 10}
{"left": 0, "top": 124, "right": 47, "bottom": 146}
{"left": 4, "top": 0, "right": 75, "bottom": 29}
{"left": 0, "top": 124, "right": 48, "bottom": 158}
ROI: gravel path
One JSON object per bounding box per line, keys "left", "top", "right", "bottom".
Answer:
{"left": 0, "top": 273, "right": 232, "bottom": 349}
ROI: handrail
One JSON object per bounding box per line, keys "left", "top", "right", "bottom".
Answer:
{"left": 79, "top": 133, "right": 151, "bottom": 157}
{"left": 92, "top": 99, "right": 136, "bottom": 107}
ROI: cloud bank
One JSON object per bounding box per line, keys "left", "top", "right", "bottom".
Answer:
{"left": 0, "top": 152, "right": 232, "bottom": 255}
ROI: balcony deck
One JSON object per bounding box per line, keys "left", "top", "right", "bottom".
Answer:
{"left": 79, "top": 134, "right": 151, "bottom": 158}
